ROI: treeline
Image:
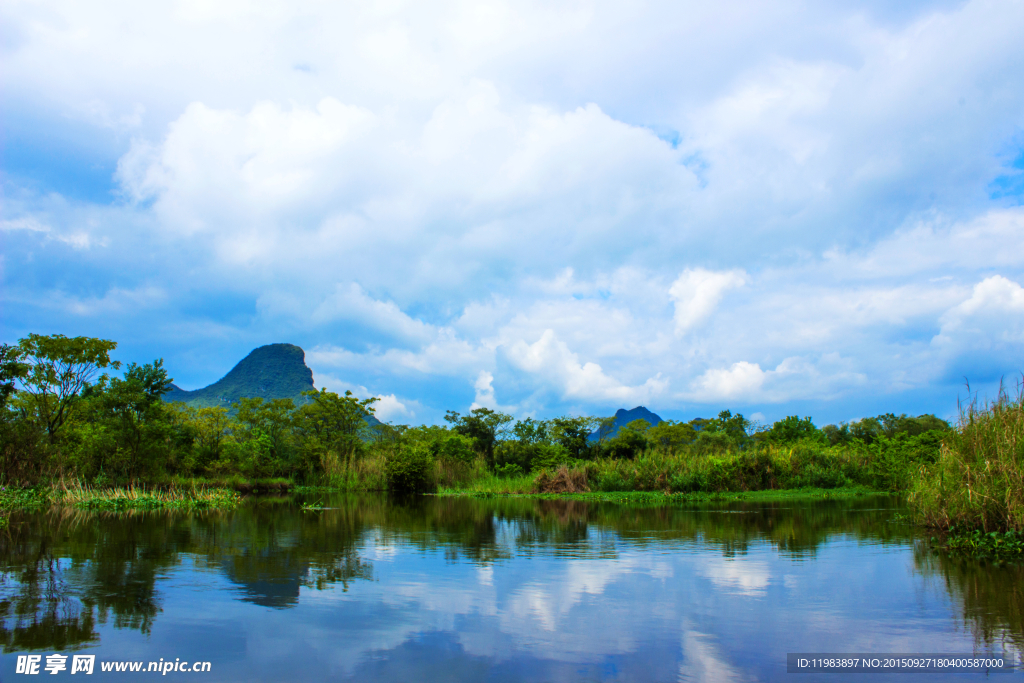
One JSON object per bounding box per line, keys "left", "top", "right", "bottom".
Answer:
{"left": 0, "top": 334, "right": 952, "bottom": 492}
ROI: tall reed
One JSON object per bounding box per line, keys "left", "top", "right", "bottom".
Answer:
{"left": 51, "top": 480, "right": 241, "bottom": 510}
{"left": 910, "top": 385, "right": 1024, "bottom": 532}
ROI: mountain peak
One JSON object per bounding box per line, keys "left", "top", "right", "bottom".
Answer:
{"left": 164, "top": 343, "right": 315, "bottom": 408}
{"left": 591, "top": 406, "right": 664, "bottom": 441}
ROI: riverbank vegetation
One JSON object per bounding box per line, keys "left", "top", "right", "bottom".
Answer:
{"left": 2, "top": 333, "right": 1018, "bottom": 539}
{"left": 909, "top": 387, "right": 1024, "bottom": 535}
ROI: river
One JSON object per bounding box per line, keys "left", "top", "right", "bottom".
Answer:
{"left": 1, "top": 493, "right": 1021, "bottom": 681}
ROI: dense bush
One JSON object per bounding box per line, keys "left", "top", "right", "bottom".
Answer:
{"left": 384, "top": 444, "right": 436, "bottom": 494}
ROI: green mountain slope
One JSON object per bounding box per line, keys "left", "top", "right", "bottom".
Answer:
{"left": 163, "top": 343, "right": 315, "bottom": 409}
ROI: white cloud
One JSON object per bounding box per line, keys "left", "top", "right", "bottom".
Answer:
{"left": 0, "top": 217, "right": 93, "bottom": 249}
{"left": 504, "top": 329, "right": 668, "bottom": 404}
{"left": 942, "top": 275, "right": 1024, "bottom": 322}
{"left": 4, "top": 0, "right": 1024, "bottom": 421}
{"left": 374, "top": 393, "right": 413, "bottom": 422}
{"left": 470, "top": 370, "right": 499, "bottom": 410}
{"left": 670, "top": 268, "right": 747, "bottom": 335}
{"left": 699, "top": 558, "right": 771, "bottom": 596}
{"left": 311, "top": 284, "right": 435, "bottom": 343}
{"left": 691, "top": 362, "right": 765, "bottom": 401}
{"left": 931, "top": 276, "right": 1024, "bottom": 370}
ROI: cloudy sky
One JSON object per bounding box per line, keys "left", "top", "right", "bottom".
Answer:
{"left": 2, "top": 0, "right": 1023, "bottom": 425}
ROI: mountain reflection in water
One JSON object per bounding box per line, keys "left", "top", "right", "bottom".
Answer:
{"left": 1, "top": 494, "right": 1020, "bottom": 681}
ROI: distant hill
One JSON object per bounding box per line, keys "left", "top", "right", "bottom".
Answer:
{"left": 163, "top": 343, "right": 315, "bottom": 409}
{"left": 589, "top": 406, "right": 664, "bottom": 441}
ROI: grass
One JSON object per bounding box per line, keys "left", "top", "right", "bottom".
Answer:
{"left": 910, "top": 385, "right": 1024, "bottom": 533}
{"left": 438, "top": 471, "right": 537, "bottom": 496}
{"left": 0, "top": 482, "right": 242, "bottom": 512}
{"left": 55, "top": 484, "right": 242, "bottom": 511}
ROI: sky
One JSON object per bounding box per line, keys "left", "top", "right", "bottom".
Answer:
{"left": 2, "top": 0, "right": 1023, "bottom": 426}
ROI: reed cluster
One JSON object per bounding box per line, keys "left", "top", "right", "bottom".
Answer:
{"left": 910, "top": 387, "right": 1024, "bottom": 533}
{"left": 50, "top": 482, "right": 241, "bottom": 511}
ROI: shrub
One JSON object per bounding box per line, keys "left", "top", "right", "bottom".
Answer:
{"left": 385, "top": 445, "right": 436, "bottom": 494}
{"left": 494, "top": 462, "right": 524, "bottom": 478}
{"left": 535, "top": 464, "right": 589, "bottom": 493}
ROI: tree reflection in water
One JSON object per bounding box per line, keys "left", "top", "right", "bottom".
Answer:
{"left": 0, "top": 493, "right": 1020, "bottom": 658}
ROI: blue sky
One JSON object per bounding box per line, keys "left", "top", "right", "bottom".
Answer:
{"left": 2, "top": 0, "right": 1023, "bottom": 426}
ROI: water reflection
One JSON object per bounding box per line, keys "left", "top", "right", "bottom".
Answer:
{"left": 0, "top": 493, "right": 1019, "bottom": 681}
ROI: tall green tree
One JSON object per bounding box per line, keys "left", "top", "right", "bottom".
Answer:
{"left": 445, "top": 408, "right": 513, "bottom": 468}
{"left": 294, "top": 389, "right": 378, "bottom": 477}
{"left": 647, "top": 420, "right": 697, "bottom": 453}
{"left": 548, "top": 415, "right": 597, "bottom": 460}
{"left": 171, "top": 404, "right": 235, "bottom": 473}
{"left": 92, "top": 360, "right": 175, "bottom": 480}
{"left": 234, "top": 397, "right": 297, "bottom": 478}
{"left": 17, "top": 334, "right": 120, "bottom": 442}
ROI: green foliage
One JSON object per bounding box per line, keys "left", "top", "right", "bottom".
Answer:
{"left": 0, "top": 486, "right": 50, "bottom": 511}
{"left": 172, "top": 404, "right": 235, "bottom": 473}
{"left": 385, "top": 444, "right": 436, "bottom": 493}
{"left": 89, "top": 360, "right": 176, "bottom": 481}
{"left": 494, "top": 462, "right": 524, "bottom": 478}
{"left": 833, "top": 412, "right": 950, "bottom": 445}
{"left": 548, "top": 415, "right": 597, "bottom": 459}
{"left": 445, "top": 407, "right": 514, "bottom": 467}
{"left": 604, "top": 419, "right": 650, "bottom": 459}
{"left": 940, "top": 529, "right": 1024, "bottom": 559}
{"left": 0, "top": 343, "right": 28, "bottom": 411}
{"left": 646, "top": 420, "right": 697, "bottom": 453}
{"left": 294, "top": 389, "right": 378, "bottom": 479}
{"left": 910, "top": 388, "right": 1024, "bottom": 533}
{"left": 233, "top": 397, "right": 297, "bottom": 478}
{"left": 16, "top": 334, "right": 120, "bottom": 442}
{"left": 760, "top": 415, "right": 822, "bottom": 444}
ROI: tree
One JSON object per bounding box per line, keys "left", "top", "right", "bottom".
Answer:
{"left": 445, "top": 408, "right": 513, "bottom": 468}
{"left": 294, "top": 389, "right": 378, "bottom": 477}
{"left": 605, "top": 419, "right": 651, "bottom": 459}
{"left": 592, "top": 416, "right": 617, "bottom": 447}
{"left": 234, "top": 397, "right": 297, "bottom": 478}
{"left": 17, "top": 334, "right": 120, "bottom": 442}
{"left": 762, "top": 415, "right": 819, "bottom": 444}
{"left": 171, "top": 404, "right": 235, "bottom": 474}
{"left": 95, "top": 360, "right": 175, "bottom": 480}
{"left": 548, "top": 415, "right": 598, "bottom": 459}
{"left": 512, "top": 418, "right": 548, "bottom": 444}
{"left": 647, "top": 420, "right": 697, "bottom": 453}
{"left": 0, "top": 343, "right": 28, "bottom": 412}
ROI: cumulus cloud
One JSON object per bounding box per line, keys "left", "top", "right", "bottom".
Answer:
{"left": 670, "top": 268, "right": 747, "bottom": 335}
{"left": 470, "top": 370, "right": 500, "bottom": 410}
{"left": 504, "top": 330, "right": 668, "bottom": 404}
{"left": 930, "top": 276, "right": 1024, "bottom": 380}
{"left": 3, "top": 0, "right": 1024, "bottom": 422}
{"left": 374, "top": 393, "right": 414, "bottom": 422}
{"left": 691, "top": 362, "right": 765, "bottom": 401}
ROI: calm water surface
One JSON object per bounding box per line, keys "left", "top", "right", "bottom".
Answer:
{"left": 1, "top": 494, "right": 1021, "bottom": 682}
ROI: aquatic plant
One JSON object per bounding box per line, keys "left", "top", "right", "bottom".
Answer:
{"left": 939, "top": 529, "right": 1024, "bottom": 559}
{"left": 910, "top": 385, "right": 1024, "bottom": 533}
{"left": 51, "top": 482, "right": 241, "bottom": 511}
